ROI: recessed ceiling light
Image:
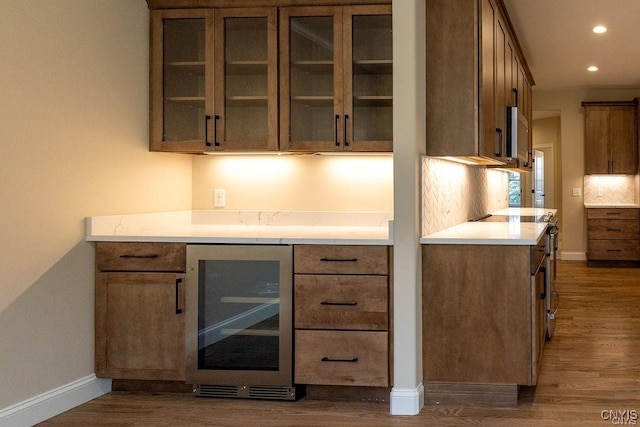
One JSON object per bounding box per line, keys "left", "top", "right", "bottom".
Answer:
{"left": 587, "top": 66, "right": 599, "bottom": 72}
{"left": 593, "top": 25, "right": 607, "bottom": 34}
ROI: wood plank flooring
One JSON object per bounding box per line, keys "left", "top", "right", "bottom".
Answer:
{"left": 39, "top": 261, "right": 640, "bottom": 426}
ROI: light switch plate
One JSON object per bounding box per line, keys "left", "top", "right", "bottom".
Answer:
{"left": 572, "top": 187, "right": 581, "bottom": 197}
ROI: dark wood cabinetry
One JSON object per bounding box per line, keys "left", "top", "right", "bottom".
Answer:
{"left": 583, "top": 101, "right": 638, "bottom": 175}
{"left": 148, "top": 1, "right": 392, "bottom": 154}
{"left": 426, "top": 0, "right": 533, "bottom": 166}
{"left": 293, "top": 245, "right": 391, "bottom": 387}
{"left": 150, "top": 8, "right": 278, "bottom": 153}
{"left": 587, "top": 208, "right": 640, "bottom": 265}
{"left": 95, "top": 242, "right": 187, "bottom": 381}
{"left": 279, "top": 5, "right": 392, "bottom": 152}
{"left": 422, "top": 240, "right": 546, "bottom": 406}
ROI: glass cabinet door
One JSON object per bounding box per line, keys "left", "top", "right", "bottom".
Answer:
{"left": 281, "top": 7, "right": 342, "bottom": 152}
{"left": 151, "top": 10, "right": 213, "bottom": 152}
{"left": 214, "top": 9, "right": 278, "bottom": 151}
{"left": 344, "top": 6, "right": 393, "bottom": 152}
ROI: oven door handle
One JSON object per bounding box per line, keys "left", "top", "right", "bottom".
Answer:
{"left": 548, "top": 290, "right": 559, "bottom": 320}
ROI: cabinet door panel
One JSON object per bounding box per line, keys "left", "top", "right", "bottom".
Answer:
{"left": 214, "top": 8, "right": 278, "bottom": 151}
{"left": 151, "top": 9, "right": 214, "bottom": 152}
{"left": 280, "top": 7, "right": 342, "bottom": 152}
{"left": 609, "top": 106, "right": 637, "bottom": 174}
{"left": 480, "top": 0, "right": 498, "bottom": 161}
{"left": 344, "top": 6, "right": 392, "bottom": 151}
{"left": 95, "top": 272, "right": 185, "bottom": 380}
{"left": 584, "top": 106, "right": 610, "bottom": 174}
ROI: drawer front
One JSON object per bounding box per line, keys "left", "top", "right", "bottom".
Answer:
{"left": 295, "top": 330, "right": 388, "bottom": 387}
{"left": 588, "top": 219, "right": 640, "bottom": 240}
{"left": 96, "top": 242, "right": 186, "bottom": 272}
{"left": 295, "top": 275, "right": 388, "bottom": 330}
{"left": 588, "top": 239, "right": 640, "bottom": 261}
{"left": 587, "top": 208, "right": 640, "bottom": 220}
{"left": 294, "top": 245, "right": 388, "bottom": 275}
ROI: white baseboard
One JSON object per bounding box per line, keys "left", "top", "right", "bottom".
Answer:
{"left": 390, "top": 383, "right": 425, "bottom": 415}
{"left": 560, "top": 251, "right": 587, "bottom": 261}
{"left": 0, "top": 374, "right": 111, "bottom": 427}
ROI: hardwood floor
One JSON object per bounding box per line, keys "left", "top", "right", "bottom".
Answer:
{"left": 39, "top": 261, "right": 640, "bottom": 426}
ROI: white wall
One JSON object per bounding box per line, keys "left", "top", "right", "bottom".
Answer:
{"left": 534, "top": 89, "right": 640, "bottom": 257}
{"left": 192, "top": 155, "right": 393, "bottom": 212}
{"left": 0, "top": 0, "right": 192, "bottom": 410}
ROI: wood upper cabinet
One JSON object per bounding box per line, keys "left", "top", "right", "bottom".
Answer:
{"left": 280, "top": 5, "right": 392, "bottom": 152}
{"left": 150, "top": 8, "right": 278, "bottom": 153}
{"left": 583, "top": 101, "right": 638, "bottom": 175}
{"left": 95, "top": 242, "right": 187, "bottom": 381}
{"left": 426, "top": 0, "right": 533, "bottom": 165}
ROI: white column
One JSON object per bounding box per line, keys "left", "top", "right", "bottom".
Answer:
{"left": 390, "top": 0, "right": 426, "bottom": 416}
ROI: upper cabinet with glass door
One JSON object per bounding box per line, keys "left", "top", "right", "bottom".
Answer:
{"left": 150, "top": 8, "right": 277, "bottom": 153}
{"left": 280, "top": 5, "right": 392, "bottom": 153}
{"left": 151, "top": 9, "right": 213, "bottom": 153}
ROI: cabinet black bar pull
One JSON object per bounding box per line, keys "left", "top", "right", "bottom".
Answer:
{"left": 334, "top": 114, "right": 340, "bottom": 147}
{"left": 606, "top": 212, "right": 621, "bottom": 215}
{"left": 344, "top": 114, "right": 349, "bottom": 147}
{"left": 320, "top": 257, "right": 358, "bottom": 262}
{"left": 513, "top": 88, "right": 518, "bottom": 107}
{"left": 214, "top": 115, "right": 220, "bottom": 147}
{"left": 321, "top": 357, "right": 358, "bottom": 363}
{"left": 607, "top": 249, "right": 622, "bottom": 252}
{"left": 607, "top": 228, "right": 622, "bottom": 232}
{"left": 205, "top": 115, "right": 212, "bottom": 147}
{"left": 496, "top": 128, "right": 503, "bottom": 157}
{"left": 120, "top": 254, "right": 159, "bottom": 259}
{"left": 175, "top": 278, "right": 183, "bottom": 314}
{"left": 320, "top": 301, "right": 358, "bottom": 306}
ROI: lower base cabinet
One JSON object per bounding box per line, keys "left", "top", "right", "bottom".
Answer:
{"left": 293, "top": 245, "right": 392, "bottom": 387}
{"left": 94, "top": 242, "right": 186, "bottom": 381}
{"left": 587, "top": 208, "right": 640, "bottom": 265}
{"left": 295, "top": 330, "right": 388, "bottom": 387}
{"left": 422, "top": 243, "right": 544, "bottom": 393}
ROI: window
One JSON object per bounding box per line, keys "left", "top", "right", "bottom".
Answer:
{"left": 508, "top": 172, "right": 521, "bottom": 207}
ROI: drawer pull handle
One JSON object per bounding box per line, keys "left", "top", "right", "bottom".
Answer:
{"left": 320, "top": 258, "right": 358, "bottom": 263}
{"left": 119, "top": 254, "right": 159, "bottom": 259}
{"left": 320, "top": 301, "right": 358, "bottom": 306}
{"left": 607, "top": 249, "right": 622, "bottom": 252}
{"left": 606, "top": 212, "right": 622, "bottom": 215}
{"left": 606, "top": 228, "right": 622, "bottom": 232}
{"left": 321, "top": 357, "right": 358, "bottom": 363}
{"left": 175, "top": 278, "right": 183, "bottom": 315}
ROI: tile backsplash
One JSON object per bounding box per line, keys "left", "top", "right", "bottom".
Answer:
{"left": 422, "top": 156, "right": 509, "bottom": 235}
{"left": 583, "top": 175, "right": 636, "bottom": 205}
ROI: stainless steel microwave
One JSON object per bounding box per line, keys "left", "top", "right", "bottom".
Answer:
{"left": 506, "top": 106, "right": 529, "bottom": 165}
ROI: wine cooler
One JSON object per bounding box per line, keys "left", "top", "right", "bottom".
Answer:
{"left": 185, "top": 244, "right": 302, "bottom": 400}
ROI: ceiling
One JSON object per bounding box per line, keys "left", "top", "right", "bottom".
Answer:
{"left": 503, "top": 0, "right": 640, "bottom": 91}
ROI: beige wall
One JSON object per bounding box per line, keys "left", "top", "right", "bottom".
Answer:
{"left": 0, "top": 0, "right": 192, "bottom": 409}
{"left": 192, "top": 155, "right": 393, "bottom": 212}
{"left": 533, "top": 89, "right": 640, "bottom": 257}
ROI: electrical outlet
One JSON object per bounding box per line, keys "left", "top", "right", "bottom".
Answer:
{"left": 597, "top": 187, "right": 604, "bottom": 197}
{"left": 572, "top": 187, "right": 581, "bottom": 197}
{"left": 214, "top": 189, "right": 225, "bottom": 208}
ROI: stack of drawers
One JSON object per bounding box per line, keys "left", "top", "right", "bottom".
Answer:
{"left": 293, "top": 245, "right": 391, "bottom": 387}
{"left": 587, "top": 208, "right": 640, "bottom": 264}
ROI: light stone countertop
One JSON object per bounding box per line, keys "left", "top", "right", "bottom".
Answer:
{"left": 86, "top": 210, "right": 393, "bottom": 245}
{"left": 420, "top": 208, "right": 557, "bottom": 245}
